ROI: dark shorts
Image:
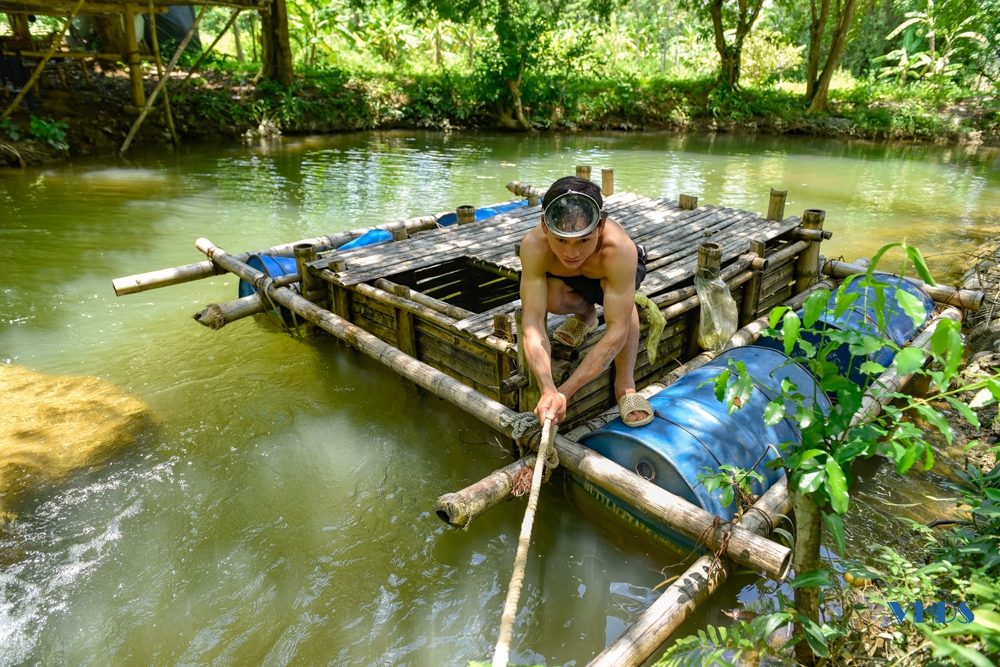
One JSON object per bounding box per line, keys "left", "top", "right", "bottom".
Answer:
{"left": 547, "top": 244, "right": 648, "bottom": 306}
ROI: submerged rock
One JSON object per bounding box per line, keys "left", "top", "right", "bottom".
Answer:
{"left": 0, "top": 365, "right": 153, "bottom": 517}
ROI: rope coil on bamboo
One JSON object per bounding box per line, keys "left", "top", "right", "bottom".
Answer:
{"left": 500, "top": 412, "right": 559, "bottom": 490}
{"left": 492, "top": 419, "right": 556, "bottom": 667}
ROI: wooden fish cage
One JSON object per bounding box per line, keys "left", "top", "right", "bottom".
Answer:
{"left": 298, "top": 178, "right": 826, "bottom": 430}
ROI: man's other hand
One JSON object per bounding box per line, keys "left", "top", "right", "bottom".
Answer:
{"left": 535, "top": 389, "right": 567, "bottom": 424}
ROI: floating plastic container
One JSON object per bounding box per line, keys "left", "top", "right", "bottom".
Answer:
{"left": 436, "top": 200, "right": 530, "bottom": 227}
{"left": 756, "top": 276, "right": 935, "bottom": 385}
{"left": 339, "top": 229, "right": 393, "bottom": 251}
{"left": 578, "top": 346, "right": 832, "bottom": 549}
{"left": 237, "top": 254, "right": 299, "bottom": 323}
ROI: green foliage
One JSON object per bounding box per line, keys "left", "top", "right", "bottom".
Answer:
{"left": 28, "top": 116, "right": 68, "bottom": 151}
{"left": 0, "top": 118, "right": 20, "bottom": 142}
{"left": 696, "top": 464, "right": 764, "bottom": 513}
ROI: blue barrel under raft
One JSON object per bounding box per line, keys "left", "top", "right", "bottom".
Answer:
{"left": 578, "top": 346, "right": 833, "bottom": 551}
{"left": 756, "top": 275, "right": 936, "bottom": 386}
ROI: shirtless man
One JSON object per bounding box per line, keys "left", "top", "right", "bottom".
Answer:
{"left": 519, "top": 176, "right": 654, "bottom": 427}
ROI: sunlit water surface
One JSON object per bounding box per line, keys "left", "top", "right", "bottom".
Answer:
{"left": 1, "top": 131, "right": 999, "bottom": 666}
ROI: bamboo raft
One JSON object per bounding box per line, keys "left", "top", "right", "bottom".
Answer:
{"left": 112, "top": 167, "right": 986, "bottom": 666}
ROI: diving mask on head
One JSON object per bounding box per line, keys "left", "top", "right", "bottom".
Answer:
{"left": 542, "top": 190, "right": 607, "bottom": 239}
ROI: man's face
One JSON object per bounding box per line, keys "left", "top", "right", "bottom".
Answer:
{"left": 542, "top": 218, "right": 604, "bottom": 270}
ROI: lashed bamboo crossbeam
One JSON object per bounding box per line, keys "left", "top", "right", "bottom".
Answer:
{"left": 589, "top": 477, "right": 792, "bottom": 667}
{"left": 435, "top": 456, "right": 537, "bottom": 527}
{"left": 436, "top": 278, "right": 840, "bottom": 529}
{"left": 823, "top": 259, "right": 984, "bottom": 311}
{"left": 505, "top": 181, "right": 545, "bottom": 201}
{"left": 850, "top": 307, "right": 963, "bottom": 426}
{"left": 112, "top": 214, "right": 443, "bottom": 296}
{"left": 191, "top": 272, "right": 303, "bottom": 329}
{"left": 373, "top": 278, "right": 475, "bottom": 321}
{"left": 195, "top": 237, "right": 792, "bottom": 581}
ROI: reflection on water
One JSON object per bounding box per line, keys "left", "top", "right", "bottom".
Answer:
{"left": 1, "top": 131, "right": 998, "bottom": 665}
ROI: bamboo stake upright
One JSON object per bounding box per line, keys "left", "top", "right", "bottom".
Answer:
{"left": 120, "top": 3, "right": 207, "bottom": 154}
{"left": 147, "top": 0, "right": 178, "bottom": 145}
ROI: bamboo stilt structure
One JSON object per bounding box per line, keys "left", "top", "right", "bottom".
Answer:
{"left": 767, "top": 188, "right": 788, "bottom": 222}
{"left": 120, "top": 4, "right": 207, "bottom": 154}
{"left": 177, "top": 9, "right": 242, "bottom": 91}
{"left": 492, "top": 419, "right": 555, "bottom": 667}
{"left": 436, "top": 279, "right": 840, "bottom": 530}
{"left": 678, "top": 194, "right": 698, "bottom": 211}
{"left": 147, "top": 0, "right": 178, "bottom": 146}
{"left": 589, "top": 477, "right": 792, "bottom": 667}
{"left": 823, "top": 260, "right": 985, "bottom": 311}
{"left": 0, "top": 0, "right": 85, "bottom": 122}
{"left": 575, "top": 165, "right": 591, "bottom": 180}
{"left": 195, "top": 237, "right": 792, "bottom": 581}
{"left": 457, "top": 205, "right": 476, "bottom": 226}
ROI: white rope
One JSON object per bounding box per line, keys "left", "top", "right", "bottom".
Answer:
{"left": 492, "top": 419, "right": 556, "bottom": 667}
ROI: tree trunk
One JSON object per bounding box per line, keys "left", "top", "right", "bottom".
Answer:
{"left": 793, "top": 488, "right": 823, "bottom": 667}
{"left": 467, "top": 26, "right": 474, "bottom": 66}
{"left": 708, "top": 0, "right": 764, "bottom": 90}
{"left": 249, "top": 13, "right": 258, "bottom": 61}
{"left": 506, "top": 66, "right": 531, "bottom": 131}
{"left": 92, "top": 14, "right": 128, "bottom": 58}
{"left": 806, "top": 0, "right": 831, "bottom": 100}
{"left": 260, "top": 0, "right": 294, "bottom": 86}
{"left": 233, "top": 14, "right": 245, "bottom": 62}
{"left": 807, "top": 0, "right": 858, "bottom": 112}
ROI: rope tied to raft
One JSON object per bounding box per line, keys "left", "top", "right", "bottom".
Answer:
{"left": 500, "top": 412, "right": 559, "bottom": 489}
{"left": 492, "top": 418, "right": 557, "bottom": 667}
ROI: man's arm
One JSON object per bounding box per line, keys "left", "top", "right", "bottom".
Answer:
{"left": 519, "top": 238, "right": 566, "bottom": 423}
{"left": 557, "top": 244, "right": 637, "bottom": 401}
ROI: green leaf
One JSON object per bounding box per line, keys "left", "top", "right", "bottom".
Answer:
{"left": 944, "top": 396, "right": 981, "bottom": 430}
{"left": 763, "top": 399, "right": 786, "bottom": 427}
{"left": 858, "top": 361, "right": 886, "bottom": 376}
{"left": 802, "top": 291, "right": 830, "bottom": 328}
{"left": 825, "top": 457, "right": 849, "bottom": 514}
{"left": 914, "top": 404, "right": 955, "bottom": 444}
{"left": 824, "top": 512, "right": 846, "bottom": 557}
{"left": 720, "top": 485, "right": 735, "bottom": 508}
{"left": 906, "top": 246, "right": 936, "bottom": 286}
{"left": 930, "top": 318, "right": 963, "bottom": 379}
{"left": 797, "top": 615, "right": 830, "bottom": 658}
{"left": 969, "top": 388, "right": 995, "bottom": 409}
{"left": 769, "top": 306, "right": 789, "bottom": 329}
{"left": 832, "top": 290, "right": 860, "bottom": 320}
{"left": 750, "top": 612, "right": 792, "bottom": 639}
{"left": 892, "top": 347, "right": 926, "bottom": 376}
{"left": 797, "top": 468, "right": 825, "bottom": 494}
{"left": 782, "top": 311, "right": 801, "bottom": 357}
{"left": 714, "top": 368, "right": 730, "bottom": 404}
{"left": 867, "top": 243, "right": 902, "bottom": 278}
{"left": 790, "top": 569, "right": 832, "bottom": 588}
{"left": 896, "top": 289, "right": 927, "bottom": 328}
{"left": 726, "top": 372, "right": 754, "bottom": 415}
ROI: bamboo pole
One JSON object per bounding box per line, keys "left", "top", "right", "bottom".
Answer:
{"left": 575, "top": 165, "right": 591, "bottom": 180}
{"left": 111, "top": 213, "right": 443, "bottom": 296}
{"left": 767, "top": 188, "right": 788, "bottom": 222}
{"left": 123, "top": 4, "right": 146, "bottom": 107}
{"left": 505, "top": 180, "right": 545, "bottom": 201}
{"left": 678, "top": 194, "right": 698, "bottom": 211}
{"left": 0, "top": 0, "right": 85, "bottom": 122}
{"left": 589, "top": 477, "right": 792, "bottom": 667}
{"left": 177, "top": 8, "right": 242, "bottom": 91}
{"left": 147, "top": 0, "right": 178, "bottom": 146}
{"left": 436, "top": 279, "right": 841, "bottom": 530}
{"left": 456, "top": 205, "right": 476, "bottom": 225}
{"left": 602, "top": 168, "right": 614, "bottom": 196}
{"left": 793, "top": 210, "right": 825, "bottom": 293}
{"left": 293, "top": 243, "right": 322, "bottom": 301}
{"left": 822, "top": 260, "right": 985, "bottom": 311}
{"left": 739, "top": 239, "right": 766, "bottom": 326}
{"left": 196, "top": 237, "right": 792, "bottom": 580}
{"left": 193, "top": 293, "right": 264, "bottom": 329}
{"left": 435, "top": 456, "right": 536, "bottom": 527}
{"left": 493, "top": 420, "right": 555, "bottom": 667}
{"left": 120, "top": 3, "right": 206, "bottom": 154}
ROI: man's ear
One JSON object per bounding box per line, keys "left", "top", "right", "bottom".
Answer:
{"left": 541, "top": 218, "right": 550, "bottom": 236}
{"left": 598, "top": 218, "right": 607, "bottom": 230}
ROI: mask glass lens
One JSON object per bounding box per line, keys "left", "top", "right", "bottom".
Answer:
{"left": 544, "top": 192, "right": 602, "bottom": 238}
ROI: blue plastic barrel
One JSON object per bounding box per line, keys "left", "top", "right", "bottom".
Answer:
{"left": 237, "top": 255, "right": 299, "bottom": 323}
{"left": 756, "top": 276, "right": 935, "bottom": 385}
{"left": 339, "top": 229, "right": 393, "bottom": 250}
{"left": 436, "top": 200, "right": 529, "bottom": 227}
{"left": 578, "top": 346, "right": 832, "bottom": 548}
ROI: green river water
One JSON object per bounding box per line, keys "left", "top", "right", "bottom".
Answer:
{"left": 1, "top": 131, "right": 999, "bottom": 666}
